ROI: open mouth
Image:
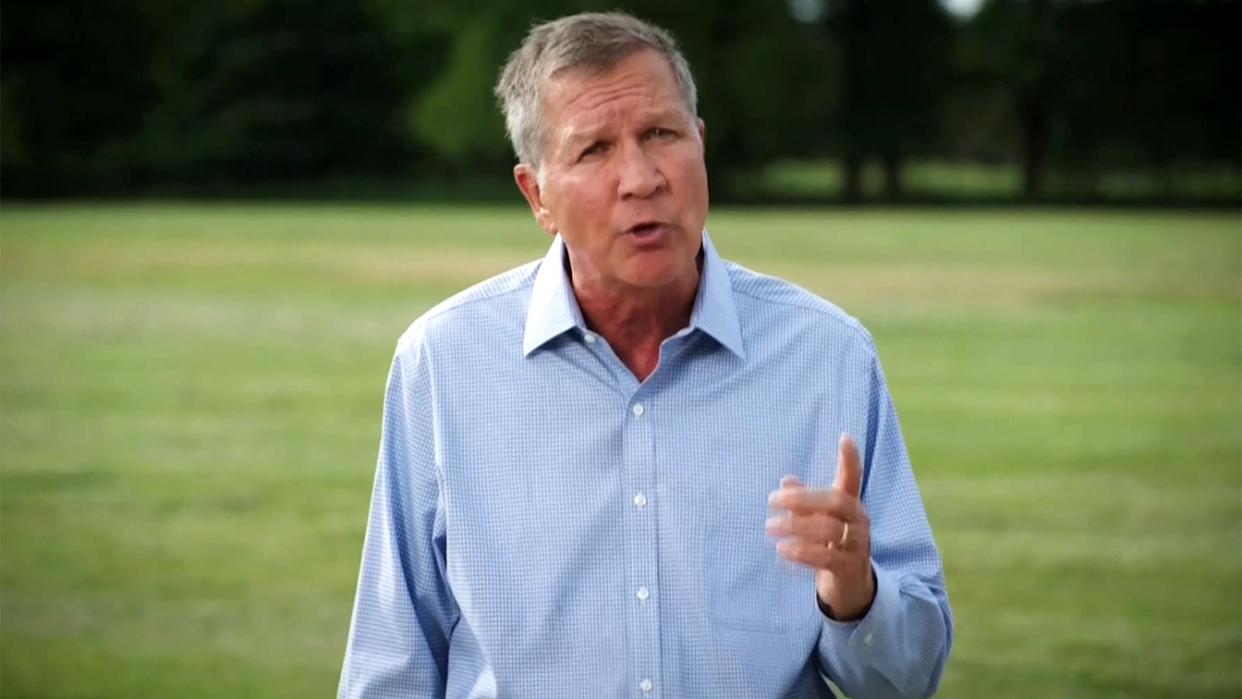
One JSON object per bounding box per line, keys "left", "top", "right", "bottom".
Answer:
{"left": 627, "top": 221, "right": 666, "bottom": 241}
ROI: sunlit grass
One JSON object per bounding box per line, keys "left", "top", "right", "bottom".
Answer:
{"left": 2, "top": 203, "right": 1239, "bottom": 698}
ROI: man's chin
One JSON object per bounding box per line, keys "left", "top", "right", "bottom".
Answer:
{"left": 618, "top": 264, "right": 698, "bottom": 292}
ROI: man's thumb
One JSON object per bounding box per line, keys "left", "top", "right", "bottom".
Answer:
{"left": 833, "top": 433, "right": 862, "bottom": 497}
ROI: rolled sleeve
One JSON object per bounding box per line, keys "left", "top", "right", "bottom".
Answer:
{"left": 818, "top": 561, "right": 948, "bottom": 698}
{"left": 820, "top": 562, "right": 901, "bottom": 653}
{"left": 816, "top": 335, "right": 953, "bottom": 699}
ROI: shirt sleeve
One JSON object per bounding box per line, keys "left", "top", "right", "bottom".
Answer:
{"left": 816, "top": 338, "right": 954, "bottom": 699}
{"left": 337, "top": 340, "right": 458, "bottom": 699}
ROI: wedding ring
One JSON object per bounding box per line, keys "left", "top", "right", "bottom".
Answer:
{"left": 838, "top": 522, "right": 850, "bottom": 548}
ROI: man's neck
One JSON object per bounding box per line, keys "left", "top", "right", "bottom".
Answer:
{"left": 571, "top": 265, "right": 701, "bottom": 383}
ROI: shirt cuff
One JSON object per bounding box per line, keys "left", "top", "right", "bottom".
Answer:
{"left": 820, "top": 560, "right": 902, "bottom": 661}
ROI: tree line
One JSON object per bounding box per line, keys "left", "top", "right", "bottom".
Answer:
{"left": 2, "top": 0, "right": 1238, "bottom": 203}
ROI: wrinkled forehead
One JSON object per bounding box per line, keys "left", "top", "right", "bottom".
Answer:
{"left": 541, "top": 50, "right": 688, "bottom": 137}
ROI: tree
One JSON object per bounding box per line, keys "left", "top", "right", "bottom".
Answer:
{"left": 824, "top": 0, "right": 956, "bottom": 201}
{"left": 0, "top": 0, "right": 159, "bottom": 195}
{"left": 140, "top": 0, "right": 415, "bottom": 186}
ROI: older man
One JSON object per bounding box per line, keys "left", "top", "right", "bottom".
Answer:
{"left": 337, "top": 11, "right": 952, "bottom": 699}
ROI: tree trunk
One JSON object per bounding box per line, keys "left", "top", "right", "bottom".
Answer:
{"left": 883, "top": 153, "right": 903, "bottom": 200}
{"left": 834, "top": 0, "right": 866, "bottom": 205}
{"left": 1022, "top": 0, "right": 1052, "bottom": 201}
{"left": 1020, "top": 97, "right": 1047, "bottom": 201}
{"left": 843, "top": 152, "right": 865, "bottom": 203}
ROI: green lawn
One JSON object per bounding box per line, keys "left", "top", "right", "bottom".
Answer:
{"left": 2, "top": 203, "right": 1239, "bottom": 698}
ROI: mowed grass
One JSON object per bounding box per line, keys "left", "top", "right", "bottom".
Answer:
{"left": 1, "top": 203, "right": 1239, "bottom": 699}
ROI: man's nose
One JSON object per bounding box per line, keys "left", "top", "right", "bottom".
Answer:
{"left": 617, "top": 142, "right": 665, "bottom": 199}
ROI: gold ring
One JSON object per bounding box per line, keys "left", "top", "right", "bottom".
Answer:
{"left": 838, "top": 522, "right": 850, "bottom": 548}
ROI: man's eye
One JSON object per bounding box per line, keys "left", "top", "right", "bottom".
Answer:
{"left": 580, "top": 143, "right": 606, "bottom": 159}
{"left": 647, "top": 128, "right": 676, "bottom": 140}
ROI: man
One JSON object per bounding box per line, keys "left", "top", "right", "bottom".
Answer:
{"left": 337, "top": 11, "right": 952, "bottom": 699}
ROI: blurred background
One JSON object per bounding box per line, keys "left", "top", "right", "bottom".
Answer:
{"left": 2, "top": 0, "right": 1240, "bottom": 204}
{"left": 1, "top": 1, "right": 1239, "bottom": 698}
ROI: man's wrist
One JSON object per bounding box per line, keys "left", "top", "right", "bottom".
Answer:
{"left": 817, "top": 567, "right": 878, "bottom": 622}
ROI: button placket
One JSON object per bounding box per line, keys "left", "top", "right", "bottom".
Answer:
{"left": 622, "top": 391, "right": 659, "bottom": 699}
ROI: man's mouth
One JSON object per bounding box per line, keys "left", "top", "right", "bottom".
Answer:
{"left": 627, "top": 221, "right": 666, "bottom": 240}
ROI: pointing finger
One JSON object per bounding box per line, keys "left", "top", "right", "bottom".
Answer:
{"left": 833, "top": 433, "right": 862, "bottom": 498}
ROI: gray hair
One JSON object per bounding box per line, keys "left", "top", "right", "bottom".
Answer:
{"left": 494, "top": 12, "right": 699, "bottom": 172}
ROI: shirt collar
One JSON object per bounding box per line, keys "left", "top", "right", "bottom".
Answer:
{"left": 523, "top": 230, "right": 745, "bottom": 360}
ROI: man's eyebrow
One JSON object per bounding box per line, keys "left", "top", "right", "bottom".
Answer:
{"left": 558, "top": 110, "right": 687, "bottom": 154}
{"left": 562, "top": 127, "right": 599, "bottom": 147}
{"left": 559, "top": 123, "right": 606, "bottom": 155}
{"left": 644, "top": 108, "right": 684, "bottom": 125}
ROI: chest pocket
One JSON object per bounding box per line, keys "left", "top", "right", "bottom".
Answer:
{"left": 702, "top": 475, "right": 820, "bottom": 634}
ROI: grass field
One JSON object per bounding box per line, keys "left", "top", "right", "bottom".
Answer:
{"left": 1, "top": 203, "right": 1239, "bottom": 698}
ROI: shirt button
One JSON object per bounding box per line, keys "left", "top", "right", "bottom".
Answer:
{"left": 640, "top": 679, "right": 653, "bottom": 693}
{"left": 636, "top": 587, "right": 649, "bottom": 602}
{"left": 863, "top": 632, "right": 874, "bottom": 647}
{"left": 584, "top": 332, "right": 596, "bottom": 344}
{"left": 634, "top": 492, "right": 647, "bottom": 508}
{"left": 632, "top": 403, "right": 645, "bottom": 417}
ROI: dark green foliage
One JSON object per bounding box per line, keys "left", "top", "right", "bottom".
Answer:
{"left": 135, "top": 0, "right": 418, "bottom": 186}
{"left": 0, "top": 0, "right": 1238, "bottom": 201}
{"left": 0, "top": 0, "right": 160, "bottom": 194}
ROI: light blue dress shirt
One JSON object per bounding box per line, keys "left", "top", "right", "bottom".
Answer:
{"left": 337, "top": 231, "right": 953, "bottom": 699}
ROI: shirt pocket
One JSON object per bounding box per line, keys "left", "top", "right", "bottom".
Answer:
{"left": 701, "top": 477, "right": 820, "bottom": 635}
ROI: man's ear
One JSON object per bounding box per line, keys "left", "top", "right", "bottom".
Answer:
{"left": 696, "top": 118, "right": 706, "bottom": 144}
{"left": 514, "top": 164, "right": 556, "bottom": 235}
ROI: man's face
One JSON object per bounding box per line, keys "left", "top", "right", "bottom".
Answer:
{"left": 515, "top": 49, "right": 709, "bottom": 293}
